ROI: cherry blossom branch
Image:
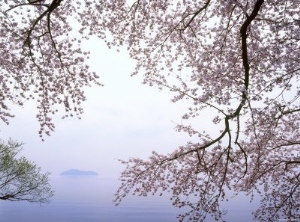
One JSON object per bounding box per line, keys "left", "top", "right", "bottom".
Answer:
{"left": 179, "top": 0, "right": 211, "bottom": 31}
{"left": 161, "top": 82, "right": 227, "bottom": 115}
{"left": 1, "top": 1, "right": 101, "bottom": 137}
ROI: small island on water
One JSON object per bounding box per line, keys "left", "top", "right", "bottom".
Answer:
{"left": 60, "top": 169, "right": 98, "bottom": 176}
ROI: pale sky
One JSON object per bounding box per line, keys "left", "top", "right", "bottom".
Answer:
{"left": 0, "top": 37, "right": 192, "bottom": 178}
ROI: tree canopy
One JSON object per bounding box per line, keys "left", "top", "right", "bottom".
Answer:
{"left": 0, "top": 139, "right": 53, "bottom": 203}
{"left": 1, "top": 0, "right": 300, "bottom": 221}
{"left": 0, "top": 0, "right": 101, "bottom": 138}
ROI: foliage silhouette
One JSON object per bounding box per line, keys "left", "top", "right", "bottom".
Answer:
{"left": 0, "top": 139, "right": 53, "bottom": 203}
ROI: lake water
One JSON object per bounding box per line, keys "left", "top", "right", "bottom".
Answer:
{"left": 0, "top": 176, "right": 258, "bottom": 222}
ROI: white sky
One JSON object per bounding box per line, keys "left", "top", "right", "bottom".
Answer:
{"left": 0, "top": 37, "right": 192, "bottom": 178}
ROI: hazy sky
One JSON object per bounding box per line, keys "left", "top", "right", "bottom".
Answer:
{"left": 0, "top": 37, "right": 191, "bottom": 178}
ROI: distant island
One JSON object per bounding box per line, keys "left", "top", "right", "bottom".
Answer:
{"left": 60, "top": 169, "right": 98, "bottom": 176}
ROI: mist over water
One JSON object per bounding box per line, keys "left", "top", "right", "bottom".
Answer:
{"left": 0, "top": 176, "right": 257, "bottom": 222}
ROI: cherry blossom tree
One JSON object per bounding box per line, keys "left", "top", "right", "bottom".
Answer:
{"left": 0, "top": 0, "right": 101, "bottom": 138}
{"left": 94, "top": 0, "right": 299, "bottom": 221}
{"left": 1, "top": 0, "right": 300, "bottom": 221}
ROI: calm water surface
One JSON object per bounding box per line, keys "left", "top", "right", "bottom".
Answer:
{"left": 0, "top": 176, "right": 257, "bottom": 222}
